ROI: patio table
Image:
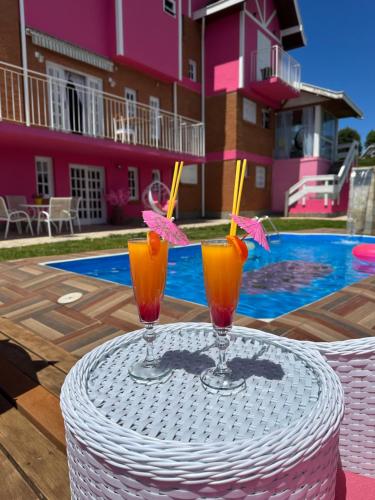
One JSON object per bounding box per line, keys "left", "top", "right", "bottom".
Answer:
{"left": 20, "top": 204, "right": 49, "bottom": 234}
{"left": 60, "top": 323, "right": 344, "bottom": 499}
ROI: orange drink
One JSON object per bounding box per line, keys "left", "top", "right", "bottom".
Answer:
{"left": 201, "top": 241, "right": 243, "bottom": 328}
{"left": 200, "top": 238, "right": 247, "bottom": 393}
{"left": 128, "top": 239, "right": 168, "bottom": 323}
{"left": 127, "top": 236, "right": 171, "bottom": 383}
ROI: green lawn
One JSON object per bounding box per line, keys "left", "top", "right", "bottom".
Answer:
{"left": 0, "top": 218, "right": 347, "bottom": 262}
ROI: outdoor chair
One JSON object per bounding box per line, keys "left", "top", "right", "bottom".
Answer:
{"left": 238, "top": 328, "right": 375, "bottom": 495}
{"left": 37, "top": 197, "right": 73, "bottom": 237}
{"left": 0, "top": 196, "right": 33, "bottom": 239}
{"left": 70, "top": 196, "right": 82, "bottom": 231}
{"left": 5, "top": 195, "right": 27, "bottom": 212}
{"left": 113, "top": 115, "right": 137, "bottom": 144}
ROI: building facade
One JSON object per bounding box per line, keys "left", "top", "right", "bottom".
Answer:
{"left": 0, "top": 0, "right": 362, "bottom": 225}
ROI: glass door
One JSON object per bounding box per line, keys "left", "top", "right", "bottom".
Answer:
{"left": 70, "top": 165, "right": 106, "bottom": 224}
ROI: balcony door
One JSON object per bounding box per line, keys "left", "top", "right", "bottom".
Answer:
{"left": 256, "top": 31, "right": 271, "bottom": 81}
{"left": 70, "top": 165, "right": 106, "bottom": 224}
{"left": 46, "top": 62, "right": 104, "bottom": 137}
{"left": 149, "top": 96, "right": 160, "bottom": 145}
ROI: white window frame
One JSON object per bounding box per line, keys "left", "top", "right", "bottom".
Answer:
{"left": 255, "top": 166, "right": 266, "bottom": 189}
{"left": 35, "top": 157, "right": 54, "bottom": 197}
{"left": 128, "top": 167, "right": 139, "bottom": 201}
{"left": 262, "top": 108, "right": 271, "bottom": 129}
{"left": 125, "top": 87, "right": 137, "bottom": 118}
{"left": 188, "top": 59, "right": 197, "bottom": 82}
{"left": 152, "top": 169, "right": 161, "bottom": 183}
{"left": 181, "top": 164, "right": 198, "bottom": 185}
{"left": 243, "top": 98, "right": 257, "bottom": 124}
{"left": 163, "top": 0, "right": 176, "bottom": 16}
{"left": 149, "top": 96, "right": 160, "bottom": 142}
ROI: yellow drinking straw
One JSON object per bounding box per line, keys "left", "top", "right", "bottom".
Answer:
{"left": 229, "top": 159, "right": 247, "bottom": 236}
{"left": 167, "top": 161, "right": 184, "bottom": 219}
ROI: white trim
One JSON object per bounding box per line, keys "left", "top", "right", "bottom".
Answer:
{"left": 254, "top": 0, "right": 264, "bottom": 23}
{"left": 188, "top": 0, "right": 192, "bottom": 18}
{"left": 26, "top": 28, "right": 114, "bottom": 72}
{"left": 201, "top": 18, "right": 206, "bottom": 218}
{"left": 19, "top": 0, "right": 30, "bottom": 126}
{"left": 266, "top": 9, "right": 277, "bottom": 28}
{"left": 178, "top": 0, "right": 183, "bottom": 80}
{"left": 281, "top": 25, "right": 304, "bottom": 38}
{"left": 128, "top": 166, "right": 139, "bottom": 201}
{"left": 193, "top": 0, "right": 243, "bottom": 20}
{"left": 244, "top": 8, "right": 281, "bottom": 44}
{"left": 115, "top": 0, "right": 124, "bottom": 56}
{"left": 238, "top": 9, "right": 245, "bottom": 88}
{"left": 313, "top": 105, "right": 321, "bottom": 157}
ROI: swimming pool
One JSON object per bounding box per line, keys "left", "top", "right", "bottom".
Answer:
{"left": 47, "top": 234, "right": 375, "bottom": 319}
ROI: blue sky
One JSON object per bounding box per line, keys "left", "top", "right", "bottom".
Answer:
{"left": 291, "top": 0, "right": 374, "bottom": 143}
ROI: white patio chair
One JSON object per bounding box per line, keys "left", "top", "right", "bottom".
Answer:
{"left": 5, "top": 195, "right": 27, "bottom": 212}
{"left": 113, "top": 116, "right": 137, "bottom": 144}
{"left": 0, "top": 196, "right": 33, "bottom": 239}
{"left": 37, "top": 197, "right": 73, "bottom": 237}
{"left": 70, "top": 196, "right": 82, "bottom": 232}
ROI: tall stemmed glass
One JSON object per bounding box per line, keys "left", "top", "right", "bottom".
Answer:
{"left": 127, "top": 237, "right": 171, "bottom": 383}
{"left": 201, "top": 238, "right": 246, "bottom": 393}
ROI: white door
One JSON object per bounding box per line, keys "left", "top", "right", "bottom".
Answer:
{"left": 125, "top": 88, "right": 137, "bottom": 118}
{"left": 149, "top": 96, "right": 160, "bottom": 145}
{"left": 257, "top": 31, "right": 272, "bottom": 81}
{"left": 87, "top": 76, "right": 104, "bottom": 137}
{"left": 70, "top": 165, "right": 106, "bottom": 224}
{"left": 46, "top": 62, "right": 67, "bottom": 130}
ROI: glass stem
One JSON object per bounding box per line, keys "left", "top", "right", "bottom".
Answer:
{"left": 214, "top": 327, "right": 231, "bottom": 375}
{"left": 142, "top": 323, "right": 156, "bottom": 367}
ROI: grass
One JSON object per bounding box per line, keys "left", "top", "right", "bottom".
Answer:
{"left": 0, "top": 218, "right": 347, "bottom": 262}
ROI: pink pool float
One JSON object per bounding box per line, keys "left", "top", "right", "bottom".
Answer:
{"left": 352, "top": 244, "right": 375, "bottom": 263}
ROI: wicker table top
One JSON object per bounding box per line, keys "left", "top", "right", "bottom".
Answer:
{"left": 61, "top": 323, "right": 344, "bottom": 487}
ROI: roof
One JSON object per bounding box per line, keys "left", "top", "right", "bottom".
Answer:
{"left": 193, "top": 0, "right": 306, "bottom": 50}
{"left": 300, "top": 83, "right": 363, "bottom": 119}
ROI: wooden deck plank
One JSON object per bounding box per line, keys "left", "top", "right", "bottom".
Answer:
{"left": 0, "top": 450, "right": 39, "bottom": 499}
{"left": 0, "top": 395, "right": 70, "bottom": 500}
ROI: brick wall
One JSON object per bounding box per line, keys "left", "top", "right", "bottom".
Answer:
{"left": 0, "top": 0, "right": 21, "bottom": 65}
{"left": 182, "top": 15, "right": 201, "bottom": 83}
{"left": 206, "top": 92, "right": 238, "bottom": 152}
{"left": 179, "top": 164, "right": 202, "bottom": 219}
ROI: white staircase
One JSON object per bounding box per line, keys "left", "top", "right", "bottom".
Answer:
{"left": 284, "top": 141, "right": 359, "bottom": 216}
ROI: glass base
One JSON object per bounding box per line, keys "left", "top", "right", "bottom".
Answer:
{"left": 128, "top": 360, "right": 172, "bottom": 385}
{"left": 201, "top": 367, "right": 245, "bottom": 395}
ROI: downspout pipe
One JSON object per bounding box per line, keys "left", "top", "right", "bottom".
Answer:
{"left": 19, "top": 0, "right": 30, "bottom": 126}
{"left": 201, "top": 17, "right": 206, "bottom": 218}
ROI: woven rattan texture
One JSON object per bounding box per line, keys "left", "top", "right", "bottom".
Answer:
{"left": 61, "top": 324, "right": 344, "bottom": 499}
{"left": 87, "top": 325, "right": 319, "bottom": 443}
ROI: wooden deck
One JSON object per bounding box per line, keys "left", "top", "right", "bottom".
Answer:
{"left": 0, "top": 250, "right": 374, "bottom": 498}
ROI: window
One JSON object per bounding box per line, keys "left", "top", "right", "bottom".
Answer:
{"left": 262, "top": 108, "right": 271, "bottom": 129}
{"left": 243, "top": 98, "right": 256, "bottom": 124}
{"left": 163, "top": 0, "right": 176, "bottom": 16}
{"left": 255, "top": 166, "right": 266, "bottom": 189}
{"left": 275, "top": 107, "right": 315, "bottom": 159}
{"left": 188, "top": 59, "right": 197, "bottom": 82}
{"left": 35, "top": 157, "right": 54, "bottom": 197}
{"left": 152, "top": 169, "right": 161, "bottom": 183}
{"left": 320, "top": 109, "right": 337, "bottom": 160}
{"left": 128, "top": 167, "right": 139, "bottom": 200}
{"left": 181, "top": 164, "right": 198, "bottom": 185}
{"left": 125, "top": 88, "right": 137, "bottom": 118}
{"left": 149, "top": 96, "right": 160, "bottom": 141}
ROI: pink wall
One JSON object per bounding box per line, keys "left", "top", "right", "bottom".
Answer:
{"left": 272, "top": 157, "right": 331, "bottom": 212}
{"left": 205, "top": 11, "right": 240, "bottom": 96}
{"left": 122, "top": 0, "right": 179, "bottom": 80}
{"left": 24, "top": 0, "right": 114, "bottom": 58}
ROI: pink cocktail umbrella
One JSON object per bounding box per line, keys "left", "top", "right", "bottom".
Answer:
{"left": 142, "top": 210, "right": 190, "bottom": 246}
{"left": 230, "top": 214, "right": 270, "bottom": 251}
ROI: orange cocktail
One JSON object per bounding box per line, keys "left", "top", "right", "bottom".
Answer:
{"left": 202, "top": 241, "right": 243, "bottom": 329}
{"left": 201, "top": 238, "right": 247, "bottom": 393}
{"left": 127, "top": 237, "right": 170, "bottom": 383}
{"left": 128, "top": 239, "right": 168, "bottom": 323}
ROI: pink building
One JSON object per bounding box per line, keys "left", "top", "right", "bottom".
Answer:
{"left": 0, "top": 0, "right": 363, "bottom": 227}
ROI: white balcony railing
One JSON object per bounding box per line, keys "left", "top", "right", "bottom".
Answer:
{"left": 284, "top": 141, "right": 359, "bottom": 216}
{"left": 0, "top": 61, "right": 205, "bottom": 157}
{"left": 251, "top": 45, "right": 301, "bottom": 91}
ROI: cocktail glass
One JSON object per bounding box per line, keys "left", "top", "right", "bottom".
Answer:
{"left": 127, "top": 238, "right": 171, "bottom": 383}
{"left": 201, "top": 239, "right": 245, "bottom": 393}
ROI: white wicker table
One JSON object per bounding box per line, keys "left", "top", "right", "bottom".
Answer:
{"left": 60, "top": 323, "right": 344, "bottom": 499}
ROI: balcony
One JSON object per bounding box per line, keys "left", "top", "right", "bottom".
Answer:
{"left": 250, "top": 45, "right": 301, "bottom": 102}
{"left": 0, "top": 61, "right": 205, "bottom": 158}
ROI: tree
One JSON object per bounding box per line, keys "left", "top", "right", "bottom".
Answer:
{"left": 365, "top": 130, "right": 375, "bottom": 148}
{"left": 338, "top": 127, "right": 362, "bottom": 154}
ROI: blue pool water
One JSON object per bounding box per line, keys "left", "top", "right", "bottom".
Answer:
{"left": 47, "top": 234, "right": 375, "bottom": 319}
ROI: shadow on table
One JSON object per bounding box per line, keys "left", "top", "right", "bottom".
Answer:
{"left": 160, "top": 349, "right": 284, "bottom": 381}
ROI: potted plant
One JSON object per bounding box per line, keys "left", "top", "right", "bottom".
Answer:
{"left": 106, "top": 188, "right": 129, "bottom": 225}
{"left": 33, "top": 193, "right": 43, "bottom": 205}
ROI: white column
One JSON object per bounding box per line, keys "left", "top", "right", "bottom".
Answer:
{"left": 238, "top": 9, "right": 245, "bottom": 88}
{"left": 178, "top": 0, "right": 183, "bottom": 81}
{"left": 19, "top": 0, "right": 30, "bottom": 126}
{"left": 313, "top": 105, "right": 321, "bottom": 157}
{"left": 115, "top": 0, "right": 124, "bottom": 55}
{"left": 201, "top": 17, "right": 206, "bottom": 218}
